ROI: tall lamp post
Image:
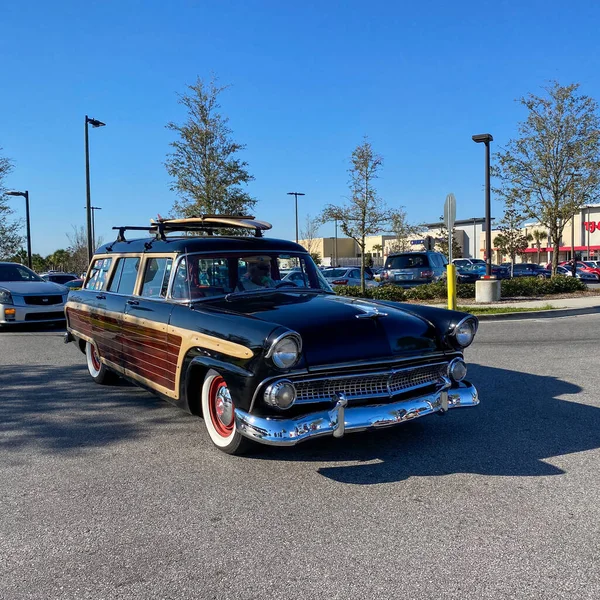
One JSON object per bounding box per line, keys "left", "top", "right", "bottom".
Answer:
{"left": 84, "top": 205, "right": 102, "bottom": 250}
{"left": 472, "top": 133, "right": 493, "bottom": 277}
{"left": 85, "top": 116, "right": 106, "bottom": 263}
{"left": 287, "top": 192, "right": 305, "bottom": 243}
{"left": 6, "top": 190, "right": 31, "bottom": 269}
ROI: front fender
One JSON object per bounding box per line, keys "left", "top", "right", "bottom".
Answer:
{"left": 182, "top": 355, "right": 256, "bottom": 414}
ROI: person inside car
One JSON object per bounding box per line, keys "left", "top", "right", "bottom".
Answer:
{"left": 237, "top": 256, "right": 276, "bottom": 291}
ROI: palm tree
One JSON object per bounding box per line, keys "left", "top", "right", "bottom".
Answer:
{"left": 531, "top": 230, "right": 548, "bottom": 265}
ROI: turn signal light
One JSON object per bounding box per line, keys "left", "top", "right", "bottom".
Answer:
{"left": 4, "top": 308, "right": 16, "bottom": 320}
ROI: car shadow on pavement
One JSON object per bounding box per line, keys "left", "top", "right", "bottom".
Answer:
{"left": 0, "top": 364, "right": 188, "bottom": 455}
{"left": 250, "top": 364, "right": 600, "bottom": 484}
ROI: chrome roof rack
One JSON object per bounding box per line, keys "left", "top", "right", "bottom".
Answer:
{"left": 108, "top": 215, "right": 273, "bottom": 248}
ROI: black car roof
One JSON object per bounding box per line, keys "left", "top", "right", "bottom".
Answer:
{"left": 95, "top": 235, "right": 307, "bottom": 255}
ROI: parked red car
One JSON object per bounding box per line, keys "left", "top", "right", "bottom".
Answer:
{"left": 559, "top": 261, "right": 600, "bottom": 276}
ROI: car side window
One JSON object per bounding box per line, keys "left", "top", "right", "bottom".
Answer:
{"left": 141, "top": 258, "right": 173, "bottom": 299}
{"left": 85, "top": 258, "right": 112, "bottom": 291}
{"left": 108, "top": 257, "right": 140, "bottom": 295}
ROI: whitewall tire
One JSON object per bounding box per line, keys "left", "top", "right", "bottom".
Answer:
{"left": 85, "top": 341, "right": 118, "bottom": 385}
{"left": 201, "top": 369, "right": 250, "bottom": 455}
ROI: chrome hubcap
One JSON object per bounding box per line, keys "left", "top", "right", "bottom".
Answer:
{"left": 215, "top": 386, "right": 234, "bottom": 426}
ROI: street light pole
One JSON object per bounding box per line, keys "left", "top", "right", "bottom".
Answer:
{"left": 472, "top": 134, "right": 493, "bottom": 277}
{"left": 6, "top": 190, "right": 31, "bottom": 269}
{"left": 85, "top": 115, "right": 106, "bottom": 263}
{"left": 287, "top": 192, "right": 305, "bottom": 244}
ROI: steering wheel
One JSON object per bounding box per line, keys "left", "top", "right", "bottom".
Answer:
{"left": 275, "top": 281, "right": 298, "bottom": 289}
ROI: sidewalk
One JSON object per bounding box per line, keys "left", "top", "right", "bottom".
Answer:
{"left": 429, "top": 294, "right": 600, "bottom": 320}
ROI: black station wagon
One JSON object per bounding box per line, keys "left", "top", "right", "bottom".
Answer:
{"left": 65, "top": 216, "right": 480, "bottom": 454}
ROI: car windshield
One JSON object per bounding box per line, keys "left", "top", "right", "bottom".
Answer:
{"left": 0, "top": 263, "right": 44, "bottom": 282}
{"left": 385, "top": 254, "right": 428, "bottom": 269}
{"left": 170, "top": 252, "right": 333, "bottom": 300}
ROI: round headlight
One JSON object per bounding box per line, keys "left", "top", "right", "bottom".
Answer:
{"left": 452, "top": 317, "right": 477, "bottom": 348}
{"left": 264, "top": 379, "right": 297, "bottom": 409}
{"left": 269, "top": 334, "right": 301, "bottom": 369}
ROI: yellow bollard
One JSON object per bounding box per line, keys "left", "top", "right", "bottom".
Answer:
{"left": 447, "top": 264, "right": 457, "bottom": 310}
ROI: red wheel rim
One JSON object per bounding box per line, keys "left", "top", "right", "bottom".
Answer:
{"left": 90, "top": 344, "right": 101, "bottom": 371}
{"left": 208, "top": 376, "right": 234, "bottom": 437}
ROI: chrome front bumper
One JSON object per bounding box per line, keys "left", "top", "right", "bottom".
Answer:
{"left": 235, "top": 381, "right": 479, "bottom": 446}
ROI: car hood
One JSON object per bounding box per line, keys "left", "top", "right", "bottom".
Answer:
{"left": 0, "top": 281, "right": 67, "bottom": 295}
{"left": 203, "top": 292, "right": 440, "bottom": 368}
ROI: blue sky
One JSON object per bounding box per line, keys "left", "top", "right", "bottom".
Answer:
{"left": 2, "top": 0, "right": 600, "bottom": 256}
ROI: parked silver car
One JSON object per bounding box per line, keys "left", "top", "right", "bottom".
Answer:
{"left": 0, "top": 262, "right": 68, "bottom": 325}
{"left": 322, "top": 267, "right": 379, "bottom": 287}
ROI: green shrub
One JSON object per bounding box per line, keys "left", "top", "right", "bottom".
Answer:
{"left": 500, "top": 276, "right": 586, "bottom": 297}
{"left": 334, "top": 276, "right": 584, "bottom": 302}
{"left": 333, "top": 285, "right": 373, "bottom": 298}
{"left": 456, "top": 283, "right": 476, "bottom": 298}
{"left": 404, "top": 281, "right": 447, "bottom": 300}
{"left": 371, "top": 285, "right": 407, "bottom": 302}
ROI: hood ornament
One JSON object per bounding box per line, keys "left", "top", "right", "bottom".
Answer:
{"left": 355, "top": 304, "right": 388, "bottom": 319}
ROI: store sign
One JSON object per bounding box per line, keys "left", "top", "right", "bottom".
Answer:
{"left": 583, "top": 221, "right": 600, "bottom": 233}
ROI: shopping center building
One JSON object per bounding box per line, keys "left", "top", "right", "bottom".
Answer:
{"left": 479, "top": 204, "right": 600, "bottom": 264}
{"left": 298, "top": 206, "right": 600, "bottom": 266}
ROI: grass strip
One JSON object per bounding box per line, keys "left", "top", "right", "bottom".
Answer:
{"left": 458, "top": 303, "right": 557, "bottom": 315}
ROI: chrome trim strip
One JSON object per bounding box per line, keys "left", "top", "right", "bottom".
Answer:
{"left": 235, "top": 382, "right": 478, "bottom": 446}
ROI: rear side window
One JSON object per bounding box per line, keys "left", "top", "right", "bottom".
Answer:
{"left": 108, "top": 257, "right": 140, "bottom": 295}
{"left": 141, "top": 258, "right": 173, "bottom": 298}
{"left": 385, "top": 254, "right": 429, "bottom": 269}
{"left": 85, "top": 258, "right": 112, "bottom": 291}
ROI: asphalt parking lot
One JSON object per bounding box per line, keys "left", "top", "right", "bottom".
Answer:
{"left": 1, "top": 316, "right": 600, "bottom": 600}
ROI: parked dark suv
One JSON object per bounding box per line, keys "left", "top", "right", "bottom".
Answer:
{"left": 381, "top": 251, "right": 448, "bottom": 287}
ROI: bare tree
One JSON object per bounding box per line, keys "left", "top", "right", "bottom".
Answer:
{"left": 0, "top": 148, "right": 23, "bottom": 259}
{"left": 66, "top": 226, "right": 103, "bottom": 273}
{"left": 165, "top": 76, "right": 256, "bottom": 219}
{"left": 388, "top": 207, "right": 423, "bottom": 252}
{"left": 493, "top": 82, "right": 600, "bottom": 274}
{"left": 299, "top": 214, "right": 321, "bottom": 256}
{"left": 321, "top": 138, "right": 392, "bottom": 292}
{"left": 492, "top": 207, "right": 531, "bottom": 273}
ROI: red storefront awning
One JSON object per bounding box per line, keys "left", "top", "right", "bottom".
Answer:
{"left": 522, "top": 245, "right": 600, "bottom": 253}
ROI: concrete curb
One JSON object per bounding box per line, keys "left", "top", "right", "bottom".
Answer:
{"left": 476, "top": 305, "right": 600, "bottom": 321}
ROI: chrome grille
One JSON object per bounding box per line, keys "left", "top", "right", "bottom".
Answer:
{"left": 294, "top": 363, "right": 448, "bottom": 404}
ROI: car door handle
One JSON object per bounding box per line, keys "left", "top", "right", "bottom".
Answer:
{"left": 96, "top": 294, "right": 106, "bottom": 300}
{"left": 127, "top": 299, "right": 139, "bottom": 306}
